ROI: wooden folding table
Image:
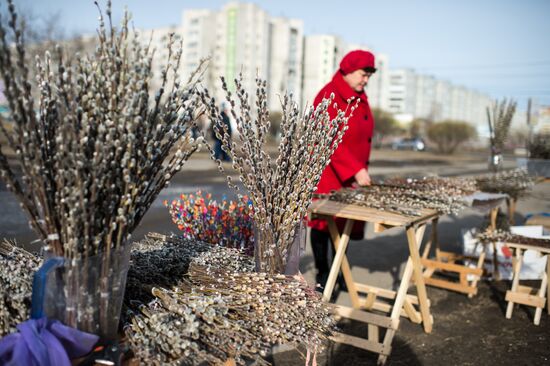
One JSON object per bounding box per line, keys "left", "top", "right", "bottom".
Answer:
{"left": 421, "top": 192, "right": 509, "bottom": 297}
{"left": 308, "top": 199, "right": 439, "bottom": 365}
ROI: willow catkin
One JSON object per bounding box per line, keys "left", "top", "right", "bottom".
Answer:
{"left": 0, "top": 0, "right": 205, "bottom": 259}
{"left": 198, "top": 75, "right": 354, "bottom": 273}
{"left": 124, "top": 234, "right": 336, "bottom": 366}
{"left": 0, "top": 240, "right": 42, "bottom": 337}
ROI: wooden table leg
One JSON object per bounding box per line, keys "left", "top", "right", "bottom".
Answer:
{"left": 535, "top": 261, "right": 548, "bottom": 325}
{"left": 547, "top": 254, "right": 550, "bottom": 315}
{"left": 506, "top": 248, "right": 523, "bottom": 319}
{"left": 378, "top": 224, "right": 430, "bottom": 365}
{"left": 506, "top": 197, "right": 517, "bottom": 225}
{"left": 406, "top": 224, "right": 432, "bottom": 333}
{"left": 489, "top": 207, "right": 501, "bottom": 280}
{"left": 323, "top": 219, "right": 354, "bottom": 302}
{"left": 327, "top": 219, "right": 361, "bottom": 308}
{"left": 422, "top": 217, "right": 438, "bottom": 260}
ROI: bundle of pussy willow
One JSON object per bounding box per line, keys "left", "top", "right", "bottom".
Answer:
{"left": 326, "top": 176, "right": 476, "bottom": 216}
{"left": 123, "top": 233, "right": 335, "bottom": 365}
{"left": 474, "top": 168, "right": 534, "bottom": 199}
{"left": 0, "top": 241, "right": 41, "bottom": 337}
{"left": 326, "top": 169, "right": 533, "bottom": 217}
{"left": 476, "top": 229, "right": 550, "bottom": 250}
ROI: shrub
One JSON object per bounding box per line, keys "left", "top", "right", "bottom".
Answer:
{"left": 528, "top": 134, "right": 550, "bottom": 159}
{"left": 372, "top": 108, "right": 401, "bottom": 148}
{"left": 427, "top": 120, "right": 476, "bottom": 154}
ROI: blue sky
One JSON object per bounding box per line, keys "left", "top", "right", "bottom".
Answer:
{"left": 12, "top": 0, "right": 550, "bottom": 110}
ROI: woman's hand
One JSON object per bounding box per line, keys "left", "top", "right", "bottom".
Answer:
{"left": 353, "top": 168, "right": 371, "bottom": 186}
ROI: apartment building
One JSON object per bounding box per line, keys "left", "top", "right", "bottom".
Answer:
{"left": 301, "top": 34, "right": 345, "bottom": 109}
{"left": 388, "top": 68, "right": 493, "bottom": 130}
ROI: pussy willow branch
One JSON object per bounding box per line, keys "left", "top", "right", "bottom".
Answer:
{"left": 0, "top": 0, "right": 205, "bottom": 259}
{"left": 198, "top": 75, "right": 354, "bottom": 273}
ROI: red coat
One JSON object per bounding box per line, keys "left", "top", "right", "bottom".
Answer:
{"left": 308, "top": 71, "right": 375, "bottom": 235}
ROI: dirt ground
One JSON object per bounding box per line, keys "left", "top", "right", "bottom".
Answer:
{"left": 269, "top": 280, "right": 550, "bottom": 365}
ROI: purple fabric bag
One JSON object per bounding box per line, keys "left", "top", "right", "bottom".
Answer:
{"left": 0, "top": 317, "right": 98, "bottom": 366}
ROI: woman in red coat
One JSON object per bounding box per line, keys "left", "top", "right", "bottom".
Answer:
{"left": 309, "top": 50, "right": 376, "bottom": 289}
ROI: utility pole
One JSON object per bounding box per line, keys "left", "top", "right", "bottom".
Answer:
{"left": 526, "top": 97, "right": 532, "bottom": 157}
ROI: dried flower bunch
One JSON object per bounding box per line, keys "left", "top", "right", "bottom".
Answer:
{"left": 327, "top": 176, "right": 476, "bottom": 216}
{"left": 487, "top": 98, "right": 517, "bottom": 155}
{"left": 475, "top": 168, "right": 534, "bottom": 199}
{"left": 124, "top": 234, "right": 335, "bottom": 365}
{"left": 165, "top": 191, "right": 255, "bottom": 256}
{"left": 0, "top": 240, "right": 42, "bottom": 336}
{"left": 199, "top": 76, "right": 353, "bottom": 273}
{"left": 0, "top": 0, "right": 202, "bottom": 259}
{"left": 476, "top": 230, "right": 550, "bottom": 250}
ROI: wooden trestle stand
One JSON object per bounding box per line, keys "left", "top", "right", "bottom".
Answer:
{"left": 309, "top": 199, "right": 439, "bottom": 365}
{"left": 420, "top": 193, "right": 512, "bottom": 297}
{"left": 505, "top": 240, "right": 550, "bottom": 326}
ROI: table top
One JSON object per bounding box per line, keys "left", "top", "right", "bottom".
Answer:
{"left": 308, "top": 199, "right": 439, "bottom": 228}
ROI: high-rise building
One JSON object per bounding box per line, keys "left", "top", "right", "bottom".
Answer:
{"left": 268, "top": 17, "right": 304, "bottom": 112}
{"left": 387, "top": 68, "right": 493, "bottom": 130}
{"left": 301, "top": 35, "right": 345, "bottom": 109}
{"left": 181, "top": 2, "right": 302, "bottom": 114}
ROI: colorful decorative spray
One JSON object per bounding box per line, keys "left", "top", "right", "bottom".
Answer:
{"left": 164, "top": 191, "right": 255, "bottom": 256}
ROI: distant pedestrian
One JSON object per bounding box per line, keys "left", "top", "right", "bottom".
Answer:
{"left": 308, "top": 50, "right": 377, "bottom": 290}
{"left": 212, "top": 102, "right": 232, "bottom": 162}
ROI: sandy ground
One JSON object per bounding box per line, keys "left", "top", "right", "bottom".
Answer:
{"left": 1, "top": 148, "right": 549, "bottom": 365}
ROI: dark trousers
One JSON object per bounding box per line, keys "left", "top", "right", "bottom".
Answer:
{"left": 310, "top": 229, "right": 335, "bottom": 286}
{"left": 213, "top": 139, "right": 230, "bottom": 162}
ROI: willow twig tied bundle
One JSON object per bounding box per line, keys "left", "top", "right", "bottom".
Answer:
{"left": 329, "top": 176, "right": 475, "bottom": 216}
{"left": 487, "top": 98, "right": 517, "bottom": 154}
{"left": 199, "top": 76, "right": 354, "bottom": 273}
{"left": 124, "top": 234, "right": 335, "bottom": 365}
{"left": 475, "top": 168, "right": 534, "bottom": 199}
{"left": 0, "top": 240, "right": 41, "bottom": 337}
{"left": 0, "top": 0, "right": 204, "bottom": 259}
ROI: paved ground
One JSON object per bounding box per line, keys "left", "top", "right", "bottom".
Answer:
{"left": 1, "top": 148, "right": 549, "bottom": 365}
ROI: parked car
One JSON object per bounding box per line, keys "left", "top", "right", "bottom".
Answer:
{"left": 391, "top": 137, "right": 426, "bottom": 151}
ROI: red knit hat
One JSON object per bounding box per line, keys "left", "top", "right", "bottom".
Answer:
{"left": 339, "top": 50, "right": 376, "bottom": 75}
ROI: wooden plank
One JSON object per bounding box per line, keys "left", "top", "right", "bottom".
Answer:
{"left": 421, "top": 258, "right": 484, "bottom": 276}
{"left": 506, "top": 248, "right": 523, "bottom": 319}
{"left": 354, "top": 283, "right": 428, "bottom": 307}
{"left": 374, "top": 223, "right": 394, "bottom": 233}
{"left": 535, "top": 270, "right": 548, "bottom": 325}
{"left": 326, "top": 219, "right": 361, "bottom": 308}
{"left": 406, "top": 225, "right": 433, "bottom": 333}
{"left": 505, "top": 242, "right": 550, "bottom": 255}
{"left": 368, "top": 324, "right": 379, "bottom": 343}
{"left": 403, "top": 298, "right": 422, "bottom": 324}
{"left": 424, "top": 277, "right": 477, "bottom": 295}
{"left": 468, "top": 251, "right": 486, "bottom": 299}
{"left": 507, "top": 197, "right": 517, "bottom": 225}
{"left": 505, "top": 291, "right": 545, "bottom": 308}
{"left": 309, "top": 199, "right": 438, "bottom": 227}
{"left": 331, "top": 304, "right": 398, "bottom": 329}
{"left": 547, "top": 254, "right": 550, "bottom": 315}
{"left": 330, "top": 332, "right": 391, "bottom": 356}
{"left": 360, "top": 300, "right": 415, "bottom": 320}
{"left": 363, "top": 291, "right": 377, "bottom": 310}
{"left": 423, "top": 266, "right": 436, "bottom": 278}
{"left": 323, "top": 219, "right": 354, "bottom": 302}
{"left": 517, "top": 285, "right": 538, "bottom": 295}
